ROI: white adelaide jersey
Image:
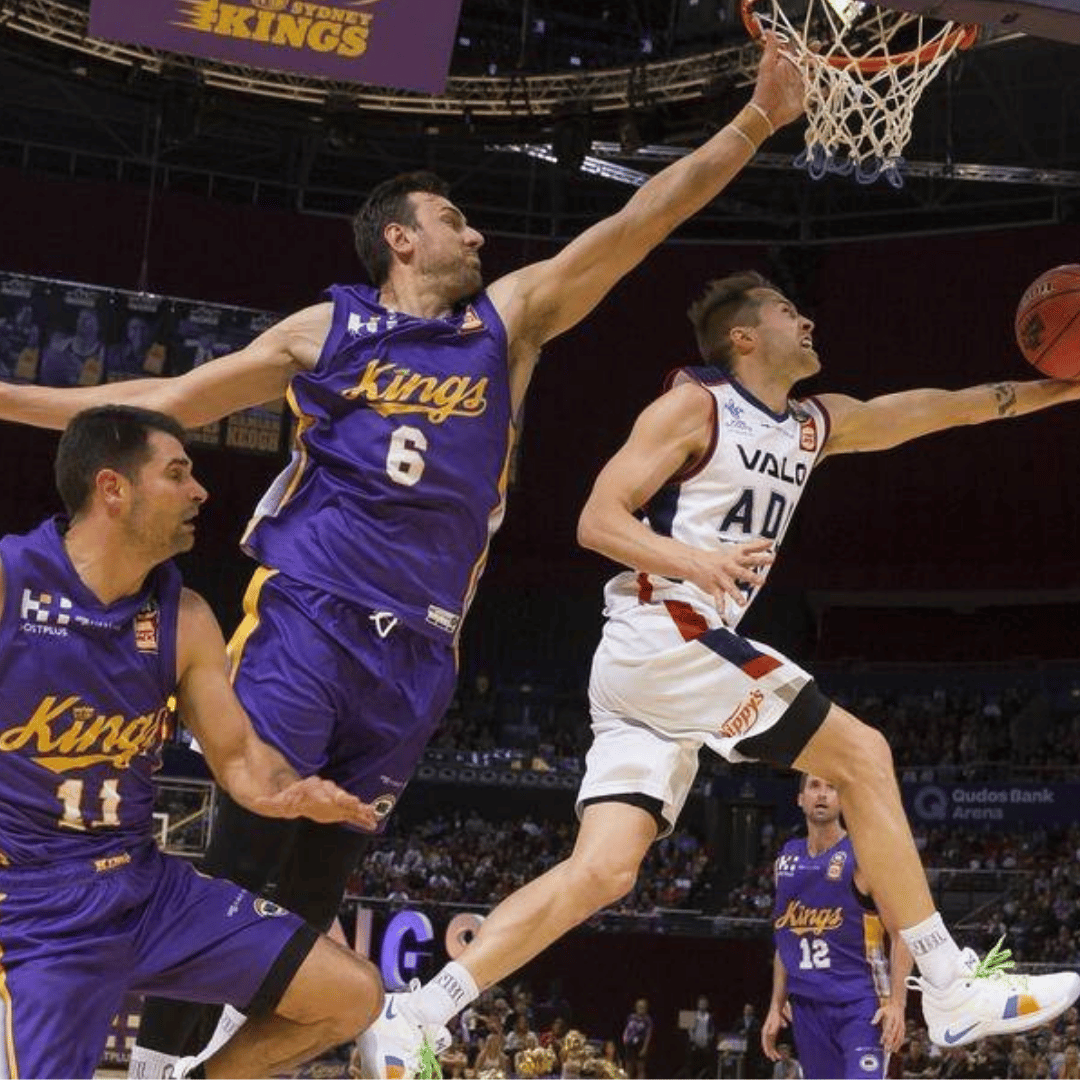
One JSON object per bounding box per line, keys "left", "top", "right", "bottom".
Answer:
{"left": 606, "top": 367, "right": 830, "bottom": 630}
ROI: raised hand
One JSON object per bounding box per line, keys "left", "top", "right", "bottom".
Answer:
{"left": 751, "top": 30, "right": 806, "bottom": 130}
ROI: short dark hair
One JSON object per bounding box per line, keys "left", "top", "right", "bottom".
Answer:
{"left": 55, "top": 405, "right": 187, "bottom": 517}
{"left": 686, "top": 271, "right": 778, "bottom": 372}
{"left": 352, "top": 171, "right": 451, "bottom": 286}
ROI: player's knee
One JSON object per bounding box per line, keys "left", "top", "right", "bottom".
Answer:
{"left": 322, "top": 955, "right": 384, "bottom": 1040}
{"left": 564, "top": 852, "right": 639, "bottom": 910}
{"left": 834, "top": 721, "right": 894, "bottom": 789}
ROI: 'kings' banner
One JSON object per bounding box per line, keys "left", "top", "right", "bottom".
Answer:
{"left": 89, "top": 0, "right": 465, "bottom": 94}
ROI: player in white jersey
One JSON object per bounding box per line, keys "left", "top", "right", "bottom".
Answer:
{"left": 359, "top": 271, "right": 1080, "bottom": 1078}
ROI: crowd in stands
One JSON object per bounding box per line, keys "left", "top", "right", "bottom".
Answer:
{"left": 891, "top": 1014, "right": 1080, "bottom": 1079}
{"left": 347, "top": 810, "right": 710, "bottom": 916}
{"left": 346, "top": 983, "right": 631, "bottom": 1079}
{"left": 430, "top": 672, "right": 1080, "bottom": 781}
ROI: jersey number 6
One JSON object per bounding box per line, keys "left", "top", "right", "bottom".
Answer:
{"left": 385, "top": 425, "right": 428, "bottom": 487}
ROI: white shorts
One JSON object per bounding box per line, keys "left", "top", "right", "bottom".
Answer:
{"left": 579, "top": 596, "right": 829, "bottom": 834}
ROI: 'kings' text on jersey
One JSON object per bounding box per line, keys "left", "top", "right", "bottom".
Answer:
{"left": 773, "top": 835, "right": 890, "bottom": 1004}
{"left": 242, "top": 285, "right": 514, "bottom": 641}
{"left": 0, "top": 518, "right": 180, "bottom": 865}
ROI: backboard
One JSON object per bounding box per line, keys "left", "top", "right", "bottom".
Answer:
{"left": 876, "top": 0, "right": 1080, "bottom": 43}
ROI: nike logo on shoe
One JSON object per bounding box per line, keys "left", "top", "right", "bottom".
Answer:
{"left": 942, "top": 1022, "right": 979, "bottom": 1045}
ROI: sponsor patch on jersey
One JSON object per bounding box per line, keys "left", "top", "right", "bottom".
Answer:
{"left": 426, "top": 604, "right": 460, "bottom": 634}
{"left": 459, "top": 305, "right": 484, "bottom": 334}
{"left": 254, "top": 898, "right": 288, "bottom": 918}
{"left": 93, "top": 852, "right": 132, "bottom": 873}
{"left": 859, "top": 1052, "right": 881, "bottom": 1073}
{"left": 134, "top": 600, "right": 160, "bottom": 653}
{"left": 719, "top": 689, "right": 764, "bottom": 739}
{"left": 775, "top": 852, "right": 799, "bottom": 877}
{"left": 799, "top": 418, "right": 818, "bottom": 452}
{"left": 827, "top": 850, "right": 847, "bottom": 880}
{"left": 372, "top": 793, "right": 398, "bottom": 819}
{"left": 722, "top": 399, "right": 754, "bottom": 434}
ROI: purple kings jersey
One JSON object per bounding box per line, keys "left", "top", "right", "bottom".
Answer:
{"left": 242, "top": 285, "right": 514, "bottom": 641}
{"left": 0, "top": 518, "right": 180, "bottom": 865}
{"left": 772, "top": 835, "right": 890, "bottom": 1004}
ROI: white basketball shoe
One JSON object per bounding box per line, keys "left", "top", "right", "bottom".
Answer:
{"left": 912, "top": 938, "right": 1080, "bottom": 1048}
{"left": 357, "top": 983, "right": 451, "bottom": 1079}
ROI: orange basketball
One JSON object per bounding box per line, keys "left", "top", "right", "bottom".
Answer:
{"left": 1015, "top": 265, "right": 1080, "bottom": 379}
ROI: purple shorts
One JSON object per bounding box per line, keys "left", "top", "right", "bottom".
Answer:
{"left": 790, "top": 993, "right": 887, "bottom": 1079}
{"left": 0, "top": 842, "right": 311, "bottom": 1079}
{"left": 229, "top": 570, "right": 458, "bottom": 829}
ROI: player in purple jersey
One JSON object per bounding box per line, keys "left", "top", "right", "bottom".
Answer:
{"left": 370, "top": 271, "right": 1080, "bottom": 1077}
{"left": 763, "top": 774, "right": 912, "bottom": 1079}
{"left": 0, "top": 405, "right": 385, "bottom": 1078}
{"left": 0, "top": 33, "right": 805, "bottom": 1078}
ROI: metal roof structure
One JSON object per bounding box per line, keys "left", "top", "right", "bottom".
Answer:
{"left": 0, "top": 0, "right": 1077, "bottom": 242}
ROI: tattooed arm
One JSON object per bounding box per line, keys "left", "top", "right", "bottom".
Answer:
{"left": 815, "top": 379, "right": 1080, "bottom": 457}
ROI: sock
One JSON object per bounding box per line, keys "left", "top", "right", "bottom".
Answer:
{"left": 901, "top": 912, "right": 965, "bottom": 990}
{"left": 127, "top": 1047, "right": 178, "bottom": 1079}
{"left": 411, "top": 962, "right": 480, "bottom": 1028}
{"left": 202, "top": 1006, "right": 246, "bottom": 1059}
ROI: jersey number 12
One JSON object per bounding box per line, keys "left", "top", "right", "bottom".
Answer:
{"left": 798, "top": 937, "right": 831, "bottom": 970}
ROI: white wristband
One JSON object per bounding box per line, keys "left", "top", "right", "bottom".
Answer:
{"left": 747, "top": 101, "right": 776, "bottom": 135}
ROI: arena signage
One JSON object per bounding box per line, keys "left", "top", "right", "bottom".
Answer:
{"left": 88, "top": 0, "right": 465, "bottom": 93}
{"left": 353, "top": 904, "right": 484, "bottom": 990}
{"left": 905, "top": 782, "right": 1069, "bottom": 826}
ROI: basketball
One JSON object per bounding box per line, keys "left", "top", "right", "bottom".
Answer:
{"left": 1015, "top": 265, "right": 1080, "bottom": 379}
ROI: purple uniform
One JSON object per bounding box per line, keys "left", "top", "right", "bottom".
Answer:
{"left": 0, "top": 519, "right": 311, "bottom": 1078}
{"left": 773, "top": 835, "right": 890, "bottom": 1079}
{"left": 232, "top": 285, "right": 513, "bottom": 821}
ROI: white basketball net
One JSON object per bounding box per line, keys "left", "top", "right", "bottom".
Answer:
{"left": 753, "top": 1, "right": 973, "bottom": 187}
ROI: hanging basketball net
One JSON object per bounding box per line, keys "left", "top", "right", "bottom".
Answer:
{"left": 742, "top": 0, "right": 979, "bottom": 187}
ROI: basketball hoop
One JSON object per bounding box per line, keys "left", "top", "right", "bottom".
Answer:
{"left": 742, "top": 0, "right": 979, "bottom": 187}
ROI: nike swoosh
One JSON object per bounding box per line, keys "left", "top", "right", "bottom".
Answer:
{"left": 942, "top": 1022, "right": 979, "bottom": 1044}
{"left": 385, "top": 998, "right": 398, "bottom": 1020}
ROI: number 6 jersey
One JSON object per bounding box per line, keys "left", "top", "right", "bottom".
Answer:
{"left": 242, "top": 284, "right": 514, "bottom": 642}
{"left": 0, "top": 517, "right": 180, "bottom": 865}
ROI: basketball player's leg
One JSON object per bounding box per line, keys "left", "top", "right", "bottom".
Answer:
{"left": 359, "top": 685, "right": 700, "bottom": 1078}
{"left": 195, "top": 935, "right": 382, "bottom": 1078}
{"left": 358, "top": 798, "right": 660, "bottom": 1078}
{"left": 274, "top": 817, "right": 371, "bottom": 932}
{"left": 752, "top": 700, "right": 1080, "bottom": 1047}
{"left": 131, "top": 795, "right": 305, "bottom": 1071}
{"left": 792, "top": 705, "right": 936, "bottom": 942}
{"left": 133, "top": 851, "right": 382, "bottom": 1080}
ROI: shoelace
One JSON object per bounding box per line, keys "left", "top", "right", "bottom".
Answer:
{"left": 414, "top": 1036, "right": 443, "bottom": 1080}
{"left": 970, "top": 937, "right": 1029, "bottom": 989}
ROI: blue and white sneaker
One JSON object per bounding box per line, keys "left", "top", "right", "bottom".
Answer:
{"left": 357, "top": 984, "right": 451, "bottom": 1079}
{"left": 913, "top": 939, "right": 1080, "bottom": 1048}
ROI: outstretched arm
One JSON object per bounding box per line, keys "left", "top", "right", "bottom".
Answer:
{"left": 489, "top": 34, "right": 804, "bottom": 362}
{"left": 0, "top": 302, "right": 332, "bottom": 431}
{"left": 577, "top": 381, "right": 773, "bottom": 612}
{"left": 819, "top": 377, "right": 1080, "bottom": 456}
{"left": 175, "top": 588, "right": 378, "bottom": 829}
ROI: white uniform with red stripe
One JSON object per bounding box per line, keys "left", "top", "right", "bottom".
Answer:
{"left": 581, "top": 368, "right": 832, "bottom": 832}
